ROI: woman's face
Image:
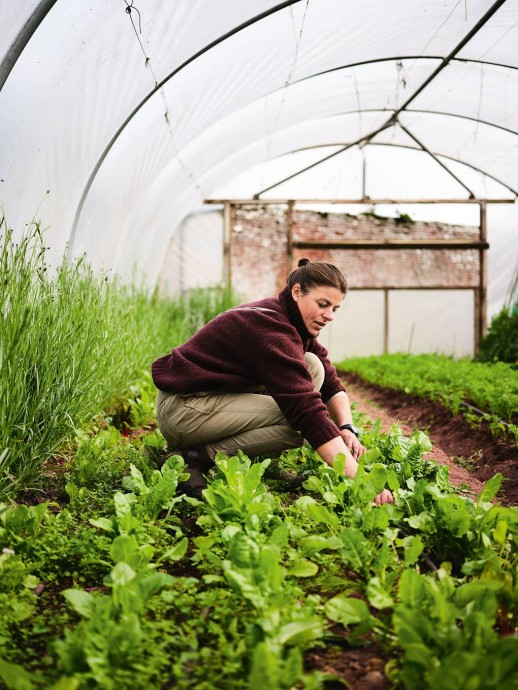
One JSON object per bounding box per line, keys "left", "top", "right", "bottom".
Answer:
{"left": 291, "top": 283, "right": 345, "bottom": 337}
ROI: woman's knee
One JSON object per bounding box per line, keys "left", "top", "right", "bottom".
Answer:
{"left": 304, "top": 352, "right": 325, "bottom": 390}
{"left": 155, "top": 391, "right": 182, "bottom": 447}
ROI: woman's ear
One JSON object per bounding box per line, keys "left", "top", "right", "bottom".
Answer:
{"left": 291, "top": 283, "right": 301, "bottom": 302}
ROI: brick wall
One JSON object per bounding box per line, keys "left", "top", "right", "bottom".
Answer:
{"left": 231, "top": 205, "right": 480, "bottom": 300}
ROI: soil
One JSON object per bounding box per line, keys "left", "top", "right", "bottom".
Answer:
{"left": 339, "top": 370, "right": 518, "bottom": 507}
{"left": 306, "top": 637, "right": 391, "bottom": 689}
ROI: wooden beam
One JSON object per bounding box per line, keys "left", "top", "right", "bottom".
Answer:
{"left": 383, "top": 288, "right": 389, "bottom": 354}
{"left": 205, "top": 197, "right": 515, "bottom": 206}
{"left": 293, "top": 240, "right": 489, "bottom": 250}
{"left": 348, "top": 286, "right": 477, "bottom": 290}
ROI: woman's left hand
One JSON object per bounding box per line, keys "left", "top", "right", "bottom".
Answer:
{"left": 340, "top": 429, "right": 365, "bottom": 459}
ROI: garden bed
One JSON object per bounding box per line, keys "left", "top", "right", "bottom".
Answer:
{"left": 341, "top": 371, "right": 518, "bottom": 506}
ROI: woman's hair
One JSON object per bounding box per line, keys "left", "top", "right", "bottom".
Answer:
{"left": 287, "top": 258, "right": 348, "bottom": 294}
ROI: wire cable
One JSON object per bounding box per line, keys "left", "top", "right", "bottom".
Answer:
{"left": 265, "top": 0, "right": 311, "bottom": 160}
{"left": 122, "top": 0, "right": 204, "bottom": 196}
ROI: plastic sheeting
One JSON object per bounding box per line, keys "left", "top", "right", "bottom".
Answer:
{"left": 1, "top": 0, "right": 517, "bottom": 302}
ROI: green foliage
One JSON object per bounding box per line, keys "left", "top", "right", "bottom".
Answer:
{"left": 477, "top": 306, "right": 518, "bottom": 366}
{"left": 0, "top": 339, "right": 516, "bottom": 687}
{"left": 121, "top": 455, "right": 189, "bottom": 521}
{"left": 338, "top": 353, "right": 518, "bottom": 442}
{"left": 395, "top": 211, "right": 415, "bottom": 225}
{"left": 179, "top": 285, "right": 237, "bottom": 335}
{"left": 0, "top": 218, "right": 236, "bottom": 500}
{"left": 200, "top": 452, "right": 277, "bottom": 532}
{"left": 0, "top": 502, "right": 48, "bottom": 555}
{"left": 102, "top": 371, "right": 158, "bottom": 433}
{"left": 390, "top": 567, "right": 518, "bottom": 689}
{"left": 0, "top": 549, "right": 40, "bottom": 648}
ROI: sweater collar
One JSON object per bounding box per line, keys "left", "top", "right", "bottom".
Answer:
{"left": 279, "top": 285, "right": 313, "bottom": 340}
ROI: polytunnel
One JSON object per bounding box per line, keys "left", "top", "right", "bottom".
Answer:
{"left": 2, "top": 5, "right": 518, "bottom": 684}
{"left": 1, "top": 0, "right": 518, "bottom": 358}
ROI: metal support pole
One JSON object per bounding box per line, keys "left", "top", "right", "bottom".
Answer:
{"left": 223, "top": 201, "right": 233, "bottom": 291}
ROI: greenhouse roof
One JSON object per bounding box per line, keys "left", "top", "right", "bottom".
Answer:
{"left": 1, "top": 0, "right": 517, "bottom": 286}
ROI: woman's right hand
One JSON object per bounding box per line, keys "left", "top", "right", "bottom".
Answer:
{"left": 374, "top": 489, "right": 393, "bottom": 505}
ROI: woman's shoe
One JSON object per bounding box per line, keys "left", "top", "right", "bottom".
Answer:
{"left": 176, "top": 445, "right": 214, "bottom": 499}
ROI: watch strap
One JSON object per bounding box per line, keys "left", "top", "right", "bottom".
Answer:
{"left": 339, "top": 423, "right": 359, "bottom": 436}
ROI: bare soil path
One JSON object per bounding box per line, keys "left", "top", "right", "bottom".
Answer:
{"left": 340, "top": 371, "right": 518, "bottom": 506}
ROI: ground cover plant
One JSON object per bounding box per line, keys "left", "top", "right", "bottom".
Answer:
{"left": 337, "top": 353, "right": 518, "bottom": 444}
{"left": 2, "top": 224, "right": 517, "bottom": 687}
{"left": 477, "top": 304, "right": 518, "bottom": 365}
{"left": 0, "top": 217, "right": 235, "bottom": 501}
{"left": 0, "top": 371, "right": 517, "bottom": 690}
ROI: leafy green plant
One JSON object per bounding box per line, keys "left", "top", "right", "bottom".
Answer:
{"left": 103, "top": 370, "right": 158, "bottom": 433}
{"left": 0, "top": 502, "right": 48, "bottom": 555}
{"left": 68, "top": 427, "right": 125, "bottom": 489}
{"left": 0, "top": 549, "right": 40, "bottom": 649}
{"left": 200, "top": 452, "right": 278, "bottom": 532}
{"left": 389, "top": 567, "right": 518, "bottom": 689}
{"left": 121, "top": 456, "right": 188, "bottom": 521}
{"left": 477, "top": 306, "right": 518, "bottom": 366}
{"left": 54, "top": 526, "right": 187, "bottom": 687}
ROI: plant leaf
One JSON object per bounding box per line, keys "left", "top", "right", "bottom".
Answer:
{"left": 62, "top": 588, "right": 95, "bottom": 618}
{"left": 477, "top": 473, "right": 502, "bottom": 506}
{"left": 288, "top": 558, "right": 318, "bottom": 578}
{"left": 325, "top": 594, "right": 371, "bottom": 626}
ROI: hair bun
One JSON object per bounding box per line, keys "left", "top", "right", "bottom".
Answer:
{"left": 298, "top": 258, "right": 311, "bottom": 267}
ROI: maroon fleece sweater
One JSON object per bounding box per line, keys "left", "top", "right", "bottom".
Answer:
{"left": 151, "top": 286, "right": 346, "bottom": 450}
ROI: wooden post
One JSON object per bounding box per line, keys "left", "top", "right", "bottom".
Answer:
{"left": 384, "top": 288, "right": 389, "bottom": 353}
{"left": 286, "top": 200, "right": 295, "bottom": 275}
{"left": 362, "top": 151, "right": 367, "bottom": 199}
{"left": 223, "top": 201, "right": 232, "bottom": 291}
{"left": 478, "top": 201, "right": 488, "bottom": 351}
{"left": 474, "top": 288, "right": 480, "bottom": 355}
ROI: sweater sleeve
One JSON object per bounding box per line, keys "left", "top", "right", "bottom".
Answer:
{"left": 230, "top": 310, "right": 341, "bottom": 449}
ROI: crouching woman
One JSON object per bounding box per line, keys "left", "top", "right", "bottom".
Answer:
{"left": 151, "top": 258, "right": 393, "bottom": 505}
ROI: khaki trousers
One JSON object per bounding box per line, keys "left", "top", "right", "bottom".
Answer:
{"left": 155, "top": 352, "right": 325, "bottom": 460}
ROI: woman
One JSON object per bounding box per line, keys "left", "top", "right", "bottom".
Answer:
{"left": 152, "top": 258, "right": 393, "bottom": 505}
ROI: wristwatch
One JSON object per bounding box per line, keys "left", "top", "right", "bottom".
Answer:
{"left": 339, "top": 423, "right": 359, "bottom": 437}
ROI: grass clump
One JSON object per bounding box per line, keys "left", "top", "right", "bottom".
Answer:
{"left": 0, "top": 217, "right": 235, "bottom": 501}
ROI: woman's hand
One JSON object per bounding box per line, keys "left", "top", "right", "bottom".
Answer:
{"left": 374, "top": 489, "right": 393, "bottom": 505}
{"left": 340, "top": 429, "right": 365, "bottom": 460}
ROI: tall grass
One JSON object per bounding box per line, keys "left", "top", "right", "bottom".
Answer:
{"left": 0, "top": 218, "right": 235, "bottom": 500}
